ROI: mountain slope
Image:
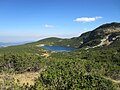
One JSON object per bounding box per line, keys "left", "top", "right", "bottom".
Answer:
{"left": 79, "top": 22, "right": 120, "bottom": 48}
{"left": 34, "top": 37, "right": 83, "bottom": 48}
{"left": 34, "top": 22, "right": 120, "bottom": 48}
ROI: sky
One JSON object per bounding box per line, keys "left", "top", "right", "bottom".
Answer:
{"left": 0, "top": 0, "right": 120, "bottom": 42}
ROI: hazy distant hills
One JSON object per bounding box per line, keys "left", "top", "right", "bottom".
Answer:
{"left": 35, "top": 22, "right": 120, "bottom": 48}
{"left": 0, "top": 41, "right": 32, "bottom": 47}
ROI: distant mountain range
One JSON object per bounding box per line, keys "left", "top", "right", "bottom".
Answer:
{"left": 0, "top": 41, "right": 32, "bottom": 48}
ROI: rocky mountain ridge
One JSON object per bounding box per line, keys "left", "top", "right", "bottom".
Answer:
{"left": 35, "top": 22, "right": 120, "bottom": 49}
{"left": 79, "top": 22, "right": 120, "bottom": 48}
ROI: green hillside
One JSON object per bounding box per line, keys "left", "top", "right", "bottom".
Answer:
{"left": 0, "top": 22, "right": 120, "bottom": 90}
{"left": 33, "top": 22, "right": 120, "bottom": 48}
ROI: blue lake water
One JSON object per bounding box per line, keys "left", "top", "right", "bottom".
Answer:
{"left": 41, "top": 46, "right": 76, "bottom": 52}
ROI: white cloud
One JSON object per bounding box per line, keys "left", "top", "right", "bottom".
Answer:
{"left": 74, "top": 16, "right": 103, "bottom": 22}
{"left": 95, "top": 16, "right": 103, "bottom": 19}
{"left": 44, "top": 24, "right": 54, "bottom": 28}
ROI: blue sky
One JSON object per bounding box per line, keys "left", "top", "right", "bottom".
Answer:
{"left": 0, "top": 0, "right": 120, "bottom": 42}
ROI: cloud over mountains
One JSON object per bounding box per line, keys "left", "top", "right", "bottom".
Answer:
{"left": 74, "top": 16, "right": 103, "bottom": 22}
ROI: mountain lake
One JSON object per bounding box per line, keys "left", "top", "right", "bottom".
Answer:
{"left": 41, "top": 46, "right": 76, "bottom": 52}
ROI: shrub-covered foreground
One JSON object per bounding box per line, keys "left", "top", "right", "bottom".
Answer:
{"left": 0, "top": 44, "right": 120, "bottom": 90}
{"left": 33, "top": 59, "right": 118, "bottom": 90}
